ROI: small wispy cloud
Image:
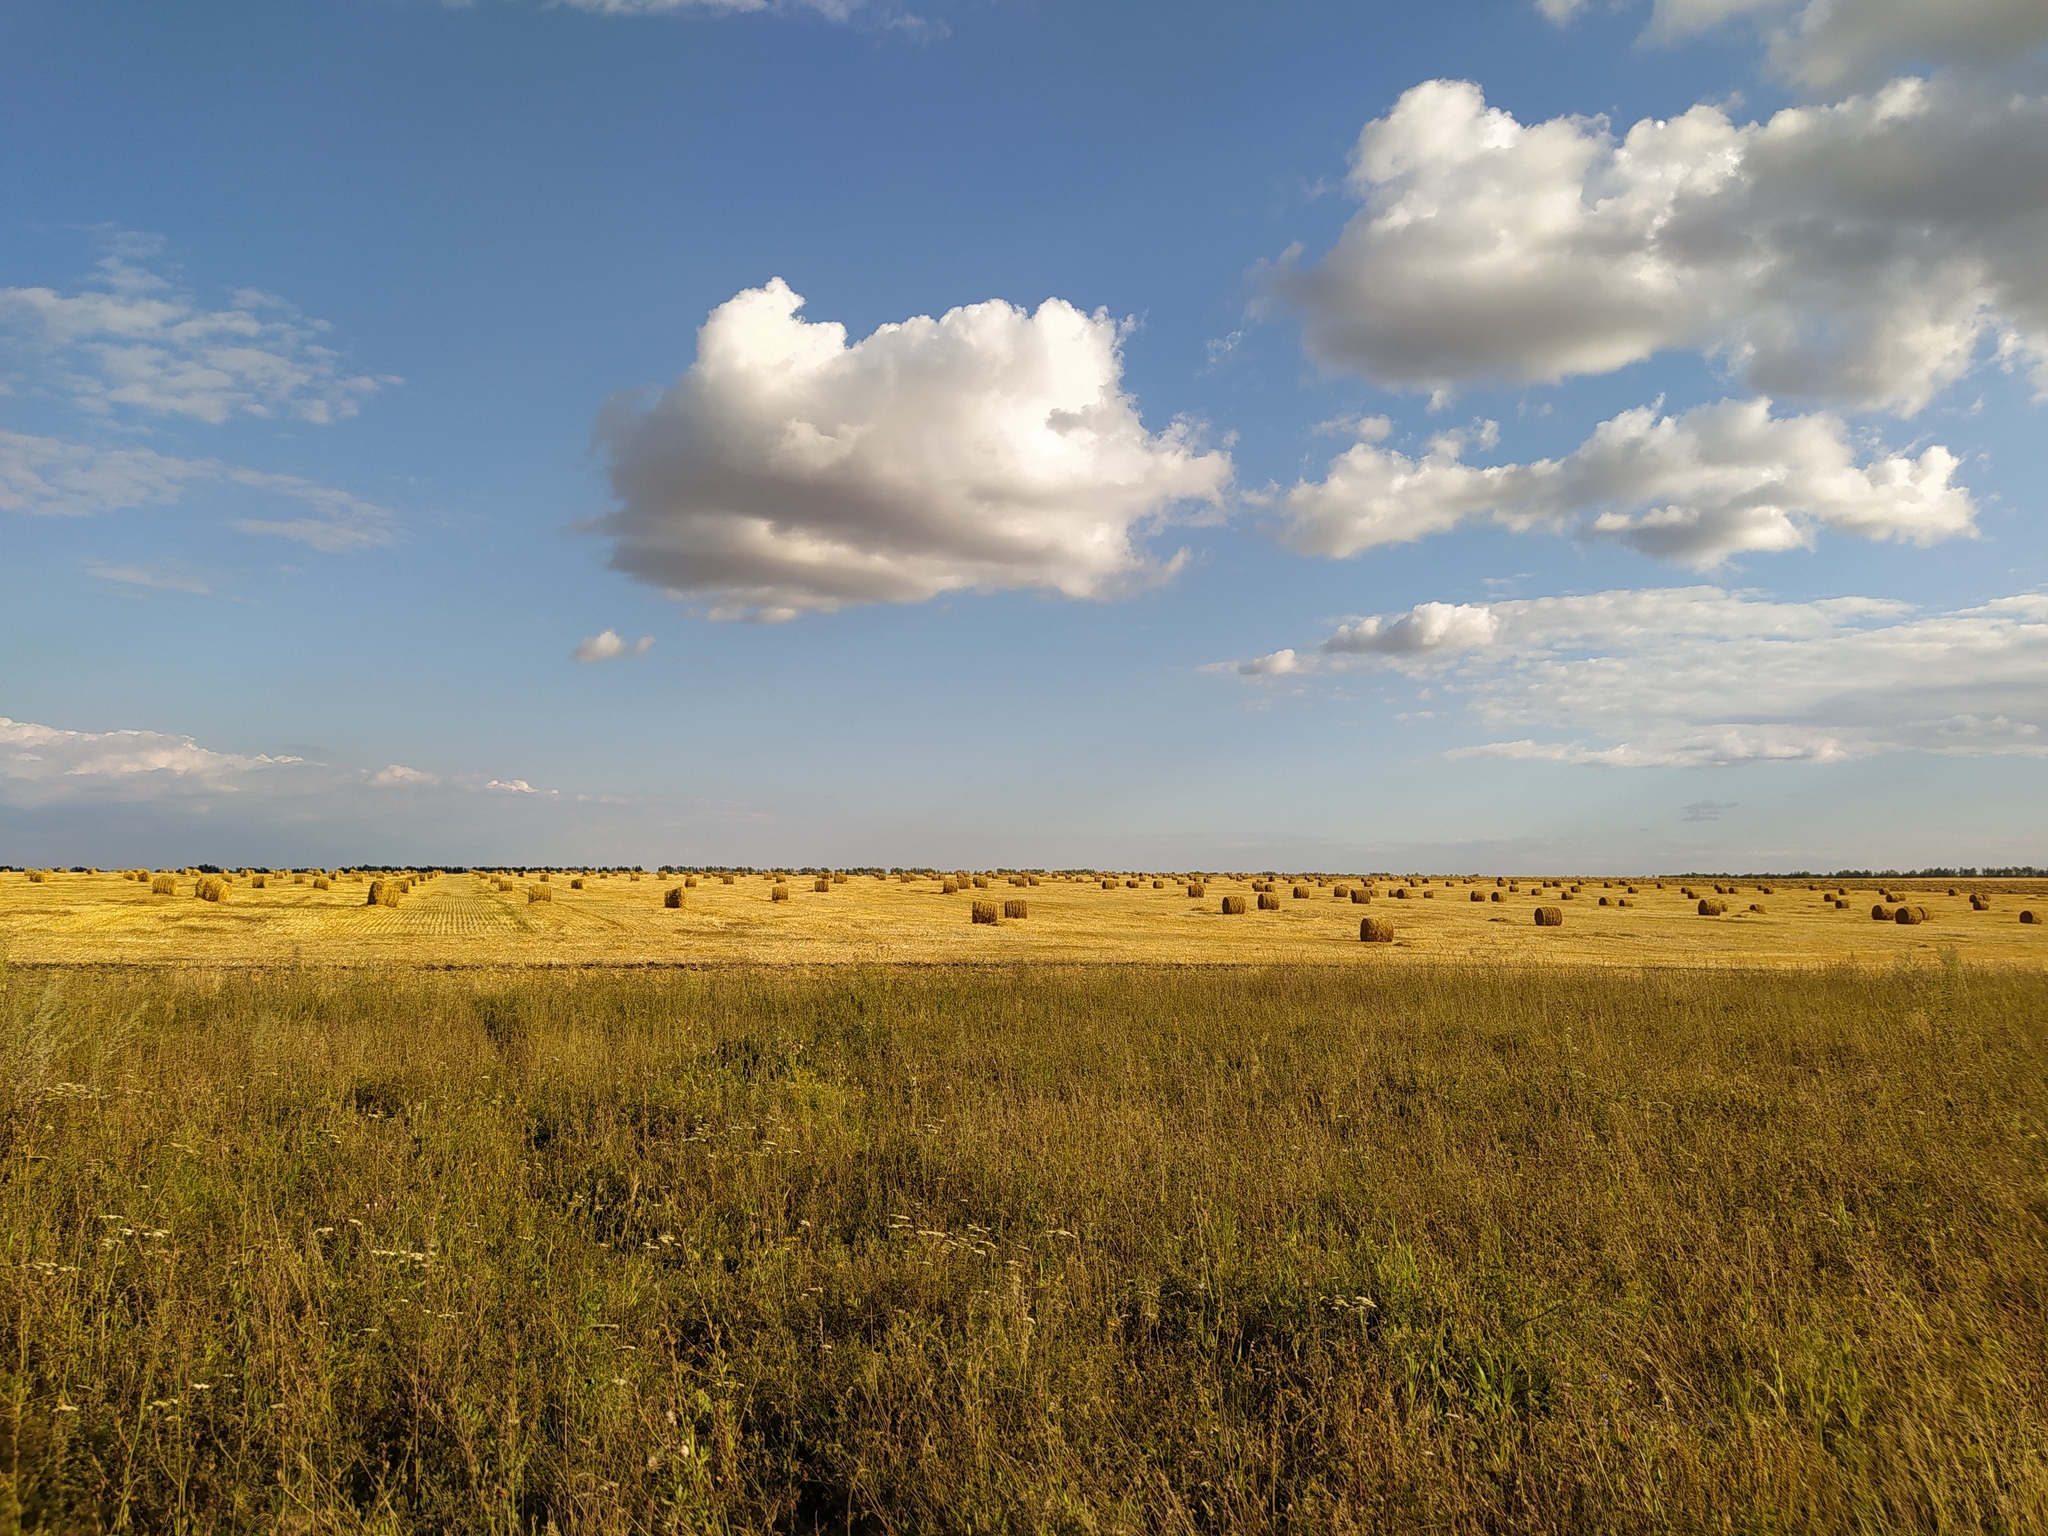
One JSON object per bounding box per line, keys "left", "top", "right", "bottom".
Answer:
{"left": 573, "top": 629, "right": 655, "bottom": 663}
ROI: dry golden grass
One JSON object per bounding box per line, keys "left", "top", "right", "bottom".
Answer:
{"left": 3, "top": 961, "right": 2043, "bottom": 1529}
{"left": 1, "top": 869, "right": 2045, "bottom": 972}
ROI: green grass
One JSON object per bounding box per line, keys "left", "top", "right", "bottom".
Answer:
{"left": 1, "top": 960, "right": 2044, "bottom": 1532}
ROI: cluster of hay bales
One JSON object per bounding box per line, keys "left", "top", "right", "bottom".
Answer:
{"left": 1971, "top": 893, "right": 1991, "bottom": 911}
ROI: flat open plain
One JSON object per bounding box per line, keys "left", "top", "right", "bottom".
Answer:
{"left": 4, "top": 868, "right": 2045, "bottom": 968}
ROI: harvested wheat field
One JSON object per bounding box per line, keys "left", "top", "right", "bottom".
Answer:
{"left": 4, "top": 868, "right": 2046, "bottom": 969}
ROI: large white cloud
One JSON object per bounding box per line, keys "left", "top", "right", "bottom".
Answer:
{"left": 1278, "top": 397, "right": 1973, "bottom": 567}
{"left": 0, "top": 431, "right": 394, "bottom": 551}
{"left": 593, "top": 279, "right": 1231, "bottom": 620}
{"left": 1270, "top": 76, "right": 2048, "bottom": 413}
{"left": 0, "top": 255, "right": 390, "bottom": 426}
{"left": 1224, "top": 587, "right": 2048, "bottom": 767}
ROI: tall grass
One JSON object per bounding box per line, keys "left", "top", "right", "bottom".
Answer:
{"left": 0, "top": 961, "right": 2042, "bottom": 1531}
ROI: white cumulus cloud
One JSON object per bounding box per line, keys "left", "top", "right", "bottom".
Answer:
{"left": 1279, "top": 397, "right": 1972, "bottom": 568}
{"left": 1221, "top": 587, "right": 2048, "bottom": 767}
{"left": 593, "top": 278, "right": 1232, "bottom": 620}
{"left": 0, "top": 716, "right": 303, "bottom": 800}
{"left": 573, "top": 629, "right": 655, "bottom": 662}
{"left": 0, "top": 254, "right": 392, "bottom": 426}
{"left": 1270, "top": 76, "right": 2048, "bottom": 413}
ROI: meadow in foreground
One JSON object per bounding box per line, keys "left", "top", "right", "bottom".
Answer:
{"left": 1, "top": 961, "right": 2044, "bottom": 1531}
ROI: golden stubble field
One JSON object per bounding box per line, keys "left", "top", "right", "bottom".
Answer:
{"left": 3, "top": 867, "right": 2044, "bottom": 968}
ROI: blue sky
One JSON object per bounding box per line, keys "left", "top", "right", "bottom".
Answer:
{"left": 3, "top": 0, "right": 2044, "bottom": 872}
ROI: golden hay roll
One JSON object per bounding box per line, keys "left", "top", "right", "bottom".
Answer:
{"left": 1598, "top": 896, "right": 1610, "bottom": 906}
{"left": 195, "top": 875, "right": 231, "bottom": 904}
{"left": 1352, "top": 889, "right": 1371, "bottom": 904}
{"left": 1332, "top": 884, "right": 1350, "bottom": 898}
{"left": 150, "top": 873, "right": 177, "bottom": 896}
{"left": 684, "top": 876, "right": 699, "bottom": 888}
{"left": 1220, "top": 895, "right": 1248, "bottom": 915}
{"left": 1871, "top": 904, "right": 1891, "bottom": 921}
{"left": 1257, "top": 892, "right": 1281, "bottom": 910}
{"left": 814, "top": 877, "right": 831, "bottom": 893}
{"left": 313, "top": 876, "right": 332, "bottom": 891}
{"left": 2021, "top": 911, "right": 2040, "bottom": 925}
{"left": 1750, "top": 903, "right": 1766, "bottom": 913}
{"left": 971, "top": 900, "right": 1000, "bottom": 925}
{"left": 366, "top": 880, "right": 398, "bottom": 908}
{"left": 1293, "top": 885, "right": 1311, "bottom": 899}
{"left": 1698, "top": 899, "right": 1727, "bottom": 916}
{"left": 1472, "top": 891, "right": 1486, "bottom": 902}
{"left": 1533, "top": 906, "right": 1563, "bottom": 927}
{"left": 27, "top": 870, "right": 51, "bottom": 884}
{"left": 943, "top": 878, "right": 961, "bottom": 895}
{"left": 1359, "top": 917, "right": 1395, "bottom": 943}
{"left": 1002, "top": 899, "right": 1028, "bottom": 919}
{"left": 1895, "top": 906, "right": 1927, "bottom": 925}
{"left": 664, "top": 887, "right": 685, "bottom": 909}
{"left": 972, "top": 876, "right": 989, "bottom": 889}
{"left": 1188, "top": 882, "right": 1207, "bottom": 897}
{"left": 1027, "top": 875, "right": 1041, "bottom": 886}
{"left": 770, "top": 884, "right": 791, "bottom": 902}
{"left": 528, "top": 885, "right": 552, "bottom": 904}
{"left": 570, "top": 878, "right": 584, "bottom": 890}
{"left": 722, "top": 874, "right": 737, "bottom": 885}
{"left": 1971, "top": 894, "right": 1990, "bottom": 910}
{"left": 1490, "top": 891, "right": 1504, "bottom": 902}
{"left": 1102, "top": 879, "right": 1117, "bottom": 890}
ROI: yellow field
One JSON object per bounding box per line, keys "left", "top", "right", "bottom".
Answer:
{"left": 4, "top": 867, "right": 2044, "bottom": 968}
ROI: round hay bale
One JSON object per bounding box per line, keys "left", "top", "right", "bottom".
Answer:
{"left": 527, "top": 885, "right": 551, "bottom": 904}
{"left": 684, "top": 876, "right": 699, "bottom": 888}
{"left": 1895, "top": 905, "right": 1925, "bottom": 925}
{"left": 664, "top": 886, "right": 685, "bottom": 909}
{"left": 1393, "top": 887, "right": 1409, "bottom": 900}
{"left": 1490, "top": 890, "right": 1504, "bottom": 902}
{"left": 570, "top": 878, "right": 584, "bottom": 890}
{"left": 1359, "top": 916, "right": 1395, "bottom": 943}
{"left": 2021, "top": 911, "right": 2039, "bottom": 924}
{"left": 971, "top": 900, "right": 1000, "bottom": 925}
{"left": 1258, "top": 892, "right": 1282, "bottom": 910}
{"left": 770, "top": 884, "right": 791, "bottom": 902}
{"left": 1749, "top": 903, "right": 1765, "bottom": 913}
{"left": 1871, "top": 904, "right": 1891, "bottom": 921}
{"left": 1333, "top": 884, "right": 1351, "bottom": 899}
{"left": 1698, "top": 898, "right": 1726, "bottom": 916}
{"left": 1293, "top": 885, "right": 1311, "bottom": 899}
{"left": 150, "top": 873, "right": 177, "bottom": 895}
{"left": 972, "top": 876, "right": 989, "bottom": 889}
{"left": 1101, "top": 879, "right": 1117, "bottom": 890}
{"left": 943, "top": 878, "right": 961, "bottom": 895}
{"left": 1598, "top": 896, "right": 1610, "bottom": 906}
{"left": 722, "top": 874, "right": 736, "bottom": 885}
{"left": 1533, "top": 906, "right": 1563, "bottom": 927}
{"left": 1221, "top": 895, "right": 1247, "bottom": 915}
{"left": 814, "top": 877, "right": 831, "bottom": 892}
{"left": 1971, "top": 894, "right": 1989, "bottom": 910}
{"left": 1352, "top": 889, "right": 1371, "bottom": 903}
{"left": 1470, "top": 890, "right": 1485, "bottom": 902}
{"left": 1002, "top": 899, "right": 1028, "bottom": 919}
{"left": 1187, "top": 882, "right": 1206, "bottom": 897}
